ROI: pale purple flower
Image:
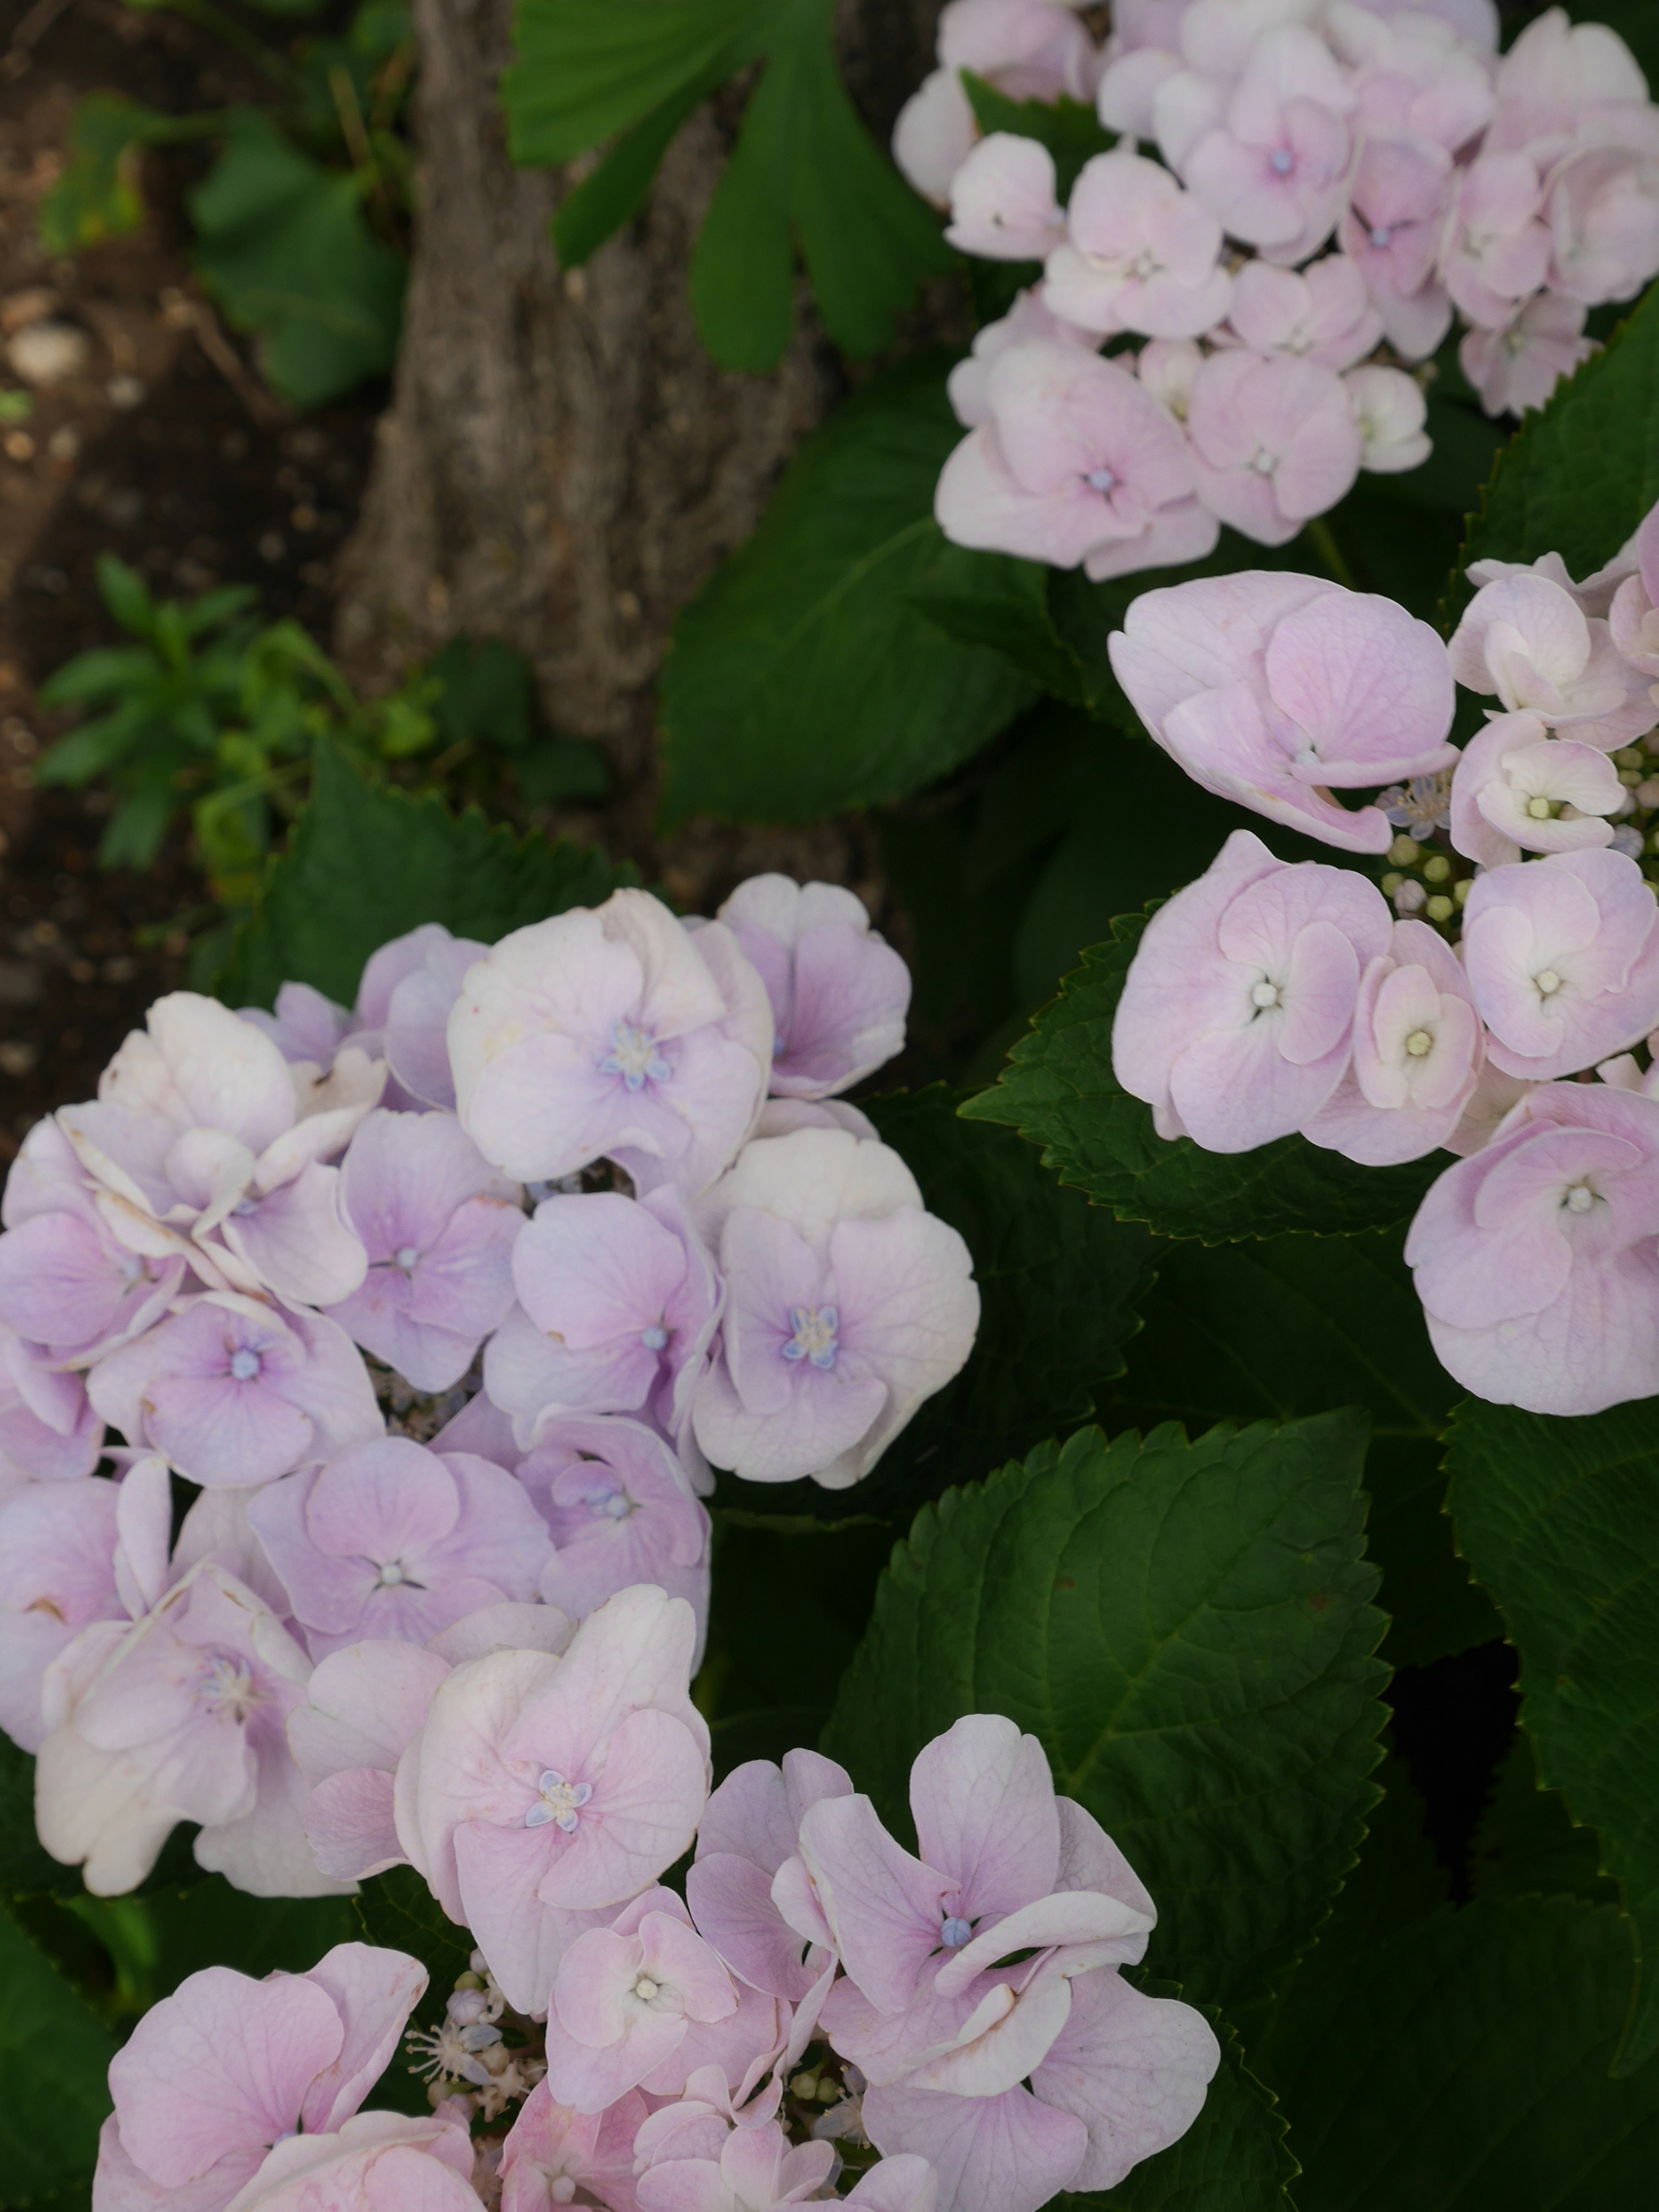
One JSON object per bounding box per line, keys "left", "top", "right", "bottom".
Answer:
{"left": 35, "top": 1559, "right": 332, "bottom": 1897}
{"left": 499, "top": 2080, "right": 646, "bottom": 2212}
{"left": 1486, "top": 6, "right": 1653, "bottom": 156}
{"left": 0, "top": 1475, "right": 124, "bottom": 1751}
{"left": 1345, "top": 364, "right": 1432, "bottom": 474}
{"left": 517, "top": 1417, "right": 710, "bottom": 1648}
{"left": 94, "top": 1942, "right": 426, "bottom": 2210}
{"left": 1459, "top": 291, "right": 1595, "bottom": 417}
{"left": 1462, "top": 848, "right": 1659, "bottom": 1080}
{"left": 946, "top": 289, "right": 1098, "bottom": 431}
{"left": 634, "top": 2118, "right": 835, "bottom": 2212}
{"left": 204, "top": 2112, "right": 480, "bottom": 2212}
{"left": 715, "top": 876, "right": 911, "bottom": 1099}
{"left": 247, "top": 1437, "right": 552, "bottom": 1659}
{"left": 60, "top": 992, "right": 374, "bottom": 1309}
{"left": 485, "top": 1188, "right": 720, "bottom": 1451}
{"left": 686, "top": 1750, "right": 852, "bottom": 2002}
{"left": 0, "top": 1117, "right": 184, "bottom": 1364}
{"left": 1111, "top": 828, "right": 1392, "bottom": 1150}
{"left": 1182, "top": 28, "right": 1355, "bottom": 264}
{"left": 1337, "top": 136, "right": 1456, "bottom": 360}
{"left": 397, "top": 1584, "right": 710, "bottom": 2015}
{"left": 1609, "top": 501, "right": 1659, "bottom": 680}
{"left": 788, "top": 1716, "right": 1210, "bottom": 2212}
{"left": 1186, "top": 349, "right": 1363, "bottom": 548}
{"left": 935, "top": 342, "right": 1219, "bottom": 582}
{"left": 289, "top": 1608, "right": 572, "bottom": 1882}
{"left": 1546, "top": 145, "right": 1659, "bottom": 305}
{"left": 1449, "top": 710, "right": 1622, "bottom": 867}
{"left": 946, "top": 134, "right": 1065, "bottom": 262}
{"left": 1449, "top": 570, "right": 1657, "bottom": 747}
{"left": 1301, "top": 919, "right": 1484, "bottom": 1165}
{"left": 0, "top": 1324, "right": 104, "bottom": 1485}
{"left": 690, "top": 1128, "right": 979, "bottom": 1490}
{"left": 1108, "top": 572, "right": 1457, "bottom": 851}
{"left": 753, "top": 1097, "right": 879, "bottom": 1143}
{"left": 1466, "top": 541, "right": 1641, "bottom": 623}
{"left": 544, "top": 1891, "right": 740, "bottom": 2111}
{"left": 1041, "top": 150, "right": 1232, "bottom": 340}
{"left": 893, "top": 1, "right": 1099, "bottom": 205}
{"left": 1135, "top": 337, "right": 1202, "bottom": 422}
{"left": 864, "top": 1971, "right": 1217, "bottom": 2212}
{"left": 1336, "top": 3, "right": 1496, "bottom": 152}
{"left": 449, "top": 890, "right": 772, "bottom": 1199}
{"left": 1218, "top": 254, "right": 1382, "bottom": 370}
{"left": 325, "top": 1109, "right": 522, "bottom": 1392}
{"left": 381, "top": 931, "right": 490, "bottom": 1112}
{"left": 1405, "top": 1080, "right": 1659, "bottom": 1414}
{"left": 240, "top": 979, "right": 354, "bottom": 1069}
{"left": 89, "top": 1292, "right": 381, "bottom": 1488}
{"left": 1440, "top": 153, "right": 1552, "bottom": 328}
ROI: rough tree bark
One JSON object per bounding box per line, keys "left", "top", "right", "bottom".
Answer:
{"left": 336, "top": 0, "right": 948, "bottom": 871}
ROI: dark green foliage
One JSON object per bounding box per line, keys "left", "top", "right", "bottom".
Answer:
{"left": 0, "top": 1907, "right": 118, "bottom": 2207}
{"left": 220, "top": 742, "right": 636, "bottom": 1009}
{"left": 660, "top": 358, "right": 1038, "bottom": 824}
{"left": 1098, "top": 1230, "right": 1497, "bottom": 1669}
{"left": 506, "top": 0, "right": 953, "bottom": 368}
{"left": 1445, "top": 1395, "right": 1659, "bottom": 2071}
{"left": 962, "top": 915, "right": 1445, "bottom": 1243}
{"left": 824, "top": 1415, "right": 1389, "bottom": 2012}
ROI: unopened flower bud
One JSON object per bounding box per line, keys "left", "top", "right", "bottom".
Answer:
{"left": 1425, "top": 894, "right": 1454, "bottom": 922}
{"left": 1389, "top": 835, "right": 1421, "bottom": 866}
{"left": 1422, "top": 855, "right": 1450, "bottom": 883}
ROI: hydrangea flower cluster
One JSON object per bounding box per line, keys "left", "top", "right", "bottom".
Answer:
{"left": 1109, "top": 493, "right": 1659, "bottom": 1418}
{"left": 902, "top": 2, "right": 1659, "bottom": 580}
{"left": 90, "top": 1691, "right": 1218, "bottom": 2212}
{"left": 0, "top": 876, "right": 981, "bottom": 1898}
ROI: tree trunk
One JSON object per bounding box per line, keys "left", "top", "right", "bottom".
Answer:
{"left": 336, "top": 0, "right": 947, "bottom": 873}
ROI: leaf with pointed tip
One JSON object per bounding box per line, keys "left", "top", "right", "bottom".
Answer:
{"left": 823, "top": 1412, "right": 1389, "bottom": 2012}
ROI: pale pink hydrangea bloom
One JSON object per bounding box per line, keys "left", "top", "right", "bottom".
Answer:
{"left": 0, "top": 1475, "right": 124, "bottom": 1750}
{"left": 1461, "top": 849, "right": 1659, "bottom": 1081}
{"left": 0, "top": 1322, "right": 104, "bottom": 1484}
{"left": 1449, "top": 710, "right": 1621, "bottom": 867}
{"left": 1459, "top": 292, "right": 1595, "bottom": 416}
{"left": 1344, "top": 364, "right": 1432, "bottom": 473}
{"left": 35, "top": 1559, "right": 337, "bottom": 1897}
{"left": 1484, "top": 6, "right": 1654, "bottom": 157}
{"left": 324, "top": 1109, "right": 522, "bottom": 1392}
{"left": 213, "top": 2112, "right": 481, "bottom": 2212}
{"left": 1041, "top": 150, "right": 1232, "bottom": 338}
{"left": 945, "top": 289, "right": 1097, "bottom": 430}
{"left": 787, "top": 1716, "right": 1217, "bottom": 2212}
{"left": 449, "top": 890, "right": 772, "bottom": 1199}
{"left": 497, "top": 2080, "right": 645, "bottom": 2212}
{"left": 93, "top": 1943, "right": 426, "bottom": 2212}
{"left": 1301, "top": 919, "right": 1483, "bottom": 1165}
{"left": 397, "top": 1585, "right": 709, "bottom": 2015}
{"left": 636, "top": 2123, "right": 936, "bottom": 2212}
{"left": 1440, "top": 153, "right": 1552, "bottom": 328}
{"left": 1608, "top": 500, "right": 1659, "bottom": 681}
{"left": 1181, "top": 26, "right": 1357, "bottom": 265}
{"left": 945, "top": 133, "right": 1065, "bottom": 262}
{"left": 1449, "top": 570, "right": 1658, "bottom": 748}
{"left": 892, "top": 0, "right": 1099, "bottom": 206}
{"left": 686, "top": 1750, "right": 852, "bottom": 2003}
{"left": 484, "top": 1188, "right": 720, "bottom": 1454}
{"left": 289, "top": 1607, "right": 572, "bottom": 1883}
{"left": 1405, "top": 1080, "right": 1659, "bottom": 1415}
{"left": 89, "top": 1291, "right": 381, "bottom": 1489}
{"left": 517, "top": 1417, "right": 711, "bottom": 1649}
{"left": 1216, "top": 253, "right": 1381, "bottom": 369}
{"left": 1135, "top": 336, "right": 1202, "bottom": 422}
{"left": 1185, "top": 349, "right": 1363, "bottom": 547}
{"left": 247, "top": 1437, "right": 552, "bottom": 1659}
{"left": 1108, "top": 572, "right": 1456, "bottom": 851}
{"left": 1111, "top": 828, "right": 1392, "bottom": 1150}
{"left": 1337, "top": 136, "right": 1456, "bottom": 360}
{"left": 60, "top": 992, "right": 376, "bottom": 1310}
{"left": 935, "top": 341, "right": 1219, "bottom": 581}
{"left": 1546, "top": 146, "right": 1659, "bottom": 307}
{"left": 543, "top": 1888, "right": 740, "bottom": 2110}
{"left": 715, "top": 876, "right": 911, "bottom": 1101}
{"left": 1333, "top": 0, "right": 1497, "bottom": 151}
{"left": 0, "top": 1118, "right": 184, "bottom": 1366}
{"left": 690, "top": 1127, "right": 979, "bottom": 1489}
